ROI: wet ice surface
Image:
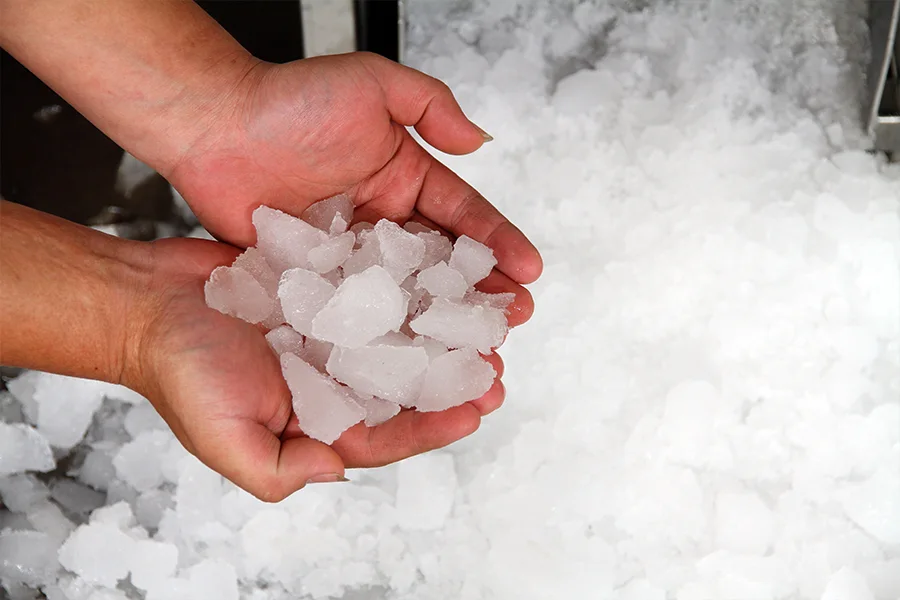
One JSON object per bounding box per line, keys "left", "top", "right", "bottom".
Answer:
{"left": 3, "top": 0, "right": 900, "bottom": 598}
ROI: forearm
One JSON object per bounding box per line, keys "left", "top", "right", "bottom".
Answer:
{"left": 0, "top": 201, "right": 151, "bottom": 384}
{"left": 0, "top": 0, "right": 255, "bottom": 176}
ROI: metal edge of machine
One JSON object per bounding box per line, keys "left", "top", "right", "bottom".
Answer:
{"left": 867, "top": 0, "right": 900, "bottom": 154}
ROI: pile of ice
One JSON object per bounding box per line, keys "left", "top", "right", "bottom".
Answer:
{"left": 205, "top": 197, "right": 512, "bottom": 442}
{"left": 2, "top": 0, "right": 900, "bottom": 599}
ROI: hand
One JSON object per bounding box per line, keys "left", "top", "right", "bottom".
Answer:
{"left": 166, "top": 53, "right": 542, "bottom": 319}
{"left": 132, "top": 236, "right": 516, "bottom": 502}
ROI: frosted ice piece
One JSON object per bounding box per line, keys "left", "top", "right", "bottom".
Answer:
{"left": 124, "top": 403, "right": 167, "bottom": 438}
{"left": 58, "top": 522, "right": 135, "bottom": 588}
{"left": 329, "top": 214, "right": 349, "bottom": 235}
{"left": 359, "top": 394, "right": 401, "bottom": 427}
{"left": 0, "top": 530, "right": 61, "bottom": 587}
{"left": 24, "top": 374, "right": 109, "bottom": 450}
{"left": 464, "top": 290, "right": 516, "bottom": 312}
{"left": 322, "top": 269, "right": 343, "bottom": 287}
{"left": 278, "top": 268, "right": 336, "bottom": 336}
{"left": 410, "top": 298, "right": 507, "bottom": 353}
{"left": 50, "top": 480, "right": 104, "bottom": 518}
{"left": 401, "top": 275, "right": 427, "bottom": 316}
{"left": 299, "top": 337, "right": 333, "bottom": 373}
{"left": 341, "top": 233, "right": 382, "bottom": 277}
{"left": 204, "top": 266, "right": 274, "bottom": 324}
{"left": 349, "top": 221, "right": 374, "bottom": 238}
{"left": 374, "top": 220, "right": 426, "bottom": 283}
{"left": 232, "top": 247, "right": 278, "bottom": 296}
{"left": 326, "top": 345, "right": 428, "bottom": 405}
{"left": 78, "top": 449, "right": 116, "bottom": 491}
{"left": 280, "top": 353, "right": 365, "bottom": 444}
{"left": 370, "top": 331, "right": 414, "bottom": 346}
{"left": 417, "top": 231, "right": 453, "bottom": 270}
{"left": 308, "top": 231, "right": 355, "bottom": 274}
{"left": 0, "top": 474, "right": 50, "bottom": 512}
{"left": 301, "top": 194, "right": 354, "bottom": 232}
{"left": 0, "top": 423, "right": 54, "bottom": 476}
{"left": 395, "top": 453, "right": 457, "bottom": 531}
{"left": 130, "top": 539, "right": 178, "bottom": 592}
{"left": 403, "top": 221, "right": 433, "bottom": 235}
{"left": 252, "top": 205, "right": 327, "bottom": 273}
{"left": 26, "top": 500, "right": 75, "bottom": 542}
{"left": 412, "top": 336, "right": 449, "bottom": 360}
{"left": 112, "top": 431, "right": 171, "bottom": 492}
{"left": 188, "top": 559, "right": 239, "bottom": 600}
{"left": 416, "top": 261, "right": 468, "bottom": 299}
{"left": 449, "top": 235, "right": 497, "bottom": 285}
{"left": 415, "top": 347, "right": 496, "bottom": 412}
{"left": 265, "top": 325, "right": 304, "bottom": 356}
{"left": 311, "top": 266, "right": 406, "bottom": 348}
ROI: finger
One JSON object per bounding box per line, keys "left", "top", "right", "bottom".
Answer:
{"left": 467, "top": 353, "right": 505, "bottom": 415}
{"left": 475, "top": 270, "right": 535, "bottom": 327}
{"left": 361, "top": 53, "right": 488, "bottom": 155}
{"left": 415, "top": 159, "right": 543, "bottom": 284}
{"left": 194, "top": 419, "right": 345, "bottom": 502}
{"left": 331, "top": 403, "right": 481, "bottom": 468}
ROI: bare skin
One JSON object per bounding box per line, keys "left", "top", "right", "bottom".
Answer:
{"left": 0, "top": 0, "right": 542, "bottom": 501}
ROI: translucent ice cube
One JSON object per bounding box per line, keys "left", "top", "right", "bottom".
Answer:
{"left": 417, "top": 231, "right": 453, "bottom": 271}
{"left": 311, "top": 266, "right": 406, "bottom": 348}
{"left": 26, "top": 500, "right": 75, "bottom": 543}
{"left": 301, "top": 194, "right": 354, "bottom": 233}
{"left": 264, "top": 325, "right": 304, "bottom": 356}
{"left": 449, "top": 235, "right": 497, "bottom": 286}
{"left": 410, "top": 298, "right": 507, "bottom": 353}
{"left": 204, "top": 266, "right": 274, "bottom": 325}
{"left": 374, "top": 220, "right": 426, "bottom": 283}
{"left": 232, "top": 247, "right": 278, "bottom": 296}
{"left": 280, "top": 353, "right": 365, "bottom": 444}
{"left": 326, "top": 345, "right": 429, "bottom": 405}
{"left": 402, "top": 275, "right": 428, "bottom": 316}
{"left": 252, "top": 205, "right": 327, "bottom": 273}
{"left": 308, "top": 231, "right": 355, "bottom": 274}
{"left": 416, "top": 261, "right": 468, "bottom": 299}
{"left": 278, "top": 268, "right": 336, "bottom": 336}
{"left": 0, "top": 423, "right": 54, "bottom": 477}
{"left": 415, "top": 348, "right": 496, "bottom": 412}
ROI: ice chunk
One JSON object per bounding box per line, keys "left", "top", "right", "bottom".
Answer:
{"left": 400, "top": 275, "right": 427, "bottom": 316}
{"left": 298, "top": 337, "right": 333, "bottom": 373}
{"left": 412, "top": 336, "right": 449, "bottom": 360}
{"left": 714, "top": 491, "right": 773, "bottom": 555}
{"left": 280, "top": 353, "right": 365, "bottom": 444}
{"left": 252, "top": 205, "right": 327, "bottom": 273}
{"left": 349, "top": 221, "right": 374, "bottom": 237}
{"left": 374, "top": 220, "right": 426, "bottom": 282}
{"left": 6, "top": 370, "right": 40, "bottom": 423}
{"left": 204, "top": 266, "right": 274, "bottom": 324}
{"left": 416, "top": 261, "right": 468, "bottom": 299}
{"left": 124, "top": 403, "right": 168, "bottom": 438}
{"left": 415, "top": 348, "right": 496, "bottom": 412}
{"left": 58, "top": 522, "right": 135, "bottom": 587}
{"left": 0, "top": 423, "right": 54, "bottom": 476}
{"left": 464, "top": 290, "right": 517, "bottom": 312}
{"left": 301, "top": 194, "right": 354, "bottom": 233}
{"left": 308, "top": 231, "right": 355, "bottom": 274}
{"left": 326, "top": 345, "right": 429, "bottom": 405}
{"left": 395, "top": 453, "right": 457, "bottom": 530}
{"left": 821, "top": 567, "right": 875, "bottom": 600}
{"left": 410, "top": 298, "right": 507, "bottom": 353}
{"left": 311, "top": 266, "right": 406, "bottom": 348}
{"left": 369, "top": 331, "right": 414, "bottom": 346}
{"left": 341, "top": 231, "right": 382, "bottom": 277}
{"left": 26, "top": 501, "right": 75, "bottom": 542}
{"left": 265, "top": 325, "right": 304, "bottom": 356}
{"left": 130, "top": 540, "right": 178, "bottom": 592}
{"left": 50, "top": 480, "right": 105, "bottom": 518}
{"left": 232, "top": 247, "right": 278, "bottom": 295}
{"left": 78, "top": 449, "right": 117, "bottom": 491}
{"left": 0, "top": 530, "right": 61, "bottom": 587}
{"left": 90, "top": 502, "right": 136, "bottom": 529}
{"left": 839, "top": 466, "right": 900, "bottom": 545}
{"left": 357, "top": 394, "right": 401, "bottom": 427}
{"left": 113, "top": 431, "right": 171, "bottom": 492}
{"left": 278, "top": 268, "right": 335, "bottom": 336}
{"left": 449, "top": 235, "right": 496, "bottom": 285}
{"left": 0, "top": 474, "right": 50, "bottom": 512}
{"left": 416, "top": 230, "right": 454, "bottom": 271}
{"left": 402, "top": 221, "right": 432, "bottom": 235}
{"left": 187, "top": 559, "right": 239, "bottom": 600}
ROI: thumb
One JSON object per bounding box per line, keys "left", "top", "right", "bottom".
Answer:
{"left": 362, "top": 53, "right": 491, "bottom": 155}
{"left": 195, "top": 419, "right": 346, "bottom": 502}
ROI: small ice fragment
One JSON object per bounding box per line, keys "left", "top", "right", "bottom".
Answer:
{"left": 232, "top": 247, "right": 278, "bottom": 296}
{"left": 369, "top": 331, "right": 414, "bottom": 346}
{"left": 0, "top": 530, "right": 61, "bottom": 587}
{"left": 301, "top": 194, "right": 354, "bottom": 232}
{"left": 50, "top": 480, "right": 105, "bottom": 519}
{"left": 299, "top": 337, "right": 333, "bottom": 373}
{"left": 0, "top": 423, "right": 54, "bottom": 476}
{"left": 280, "top": 353, "right": 365, "bottom": 444}
{"left": 464, "top": 290, "right": 517, "bottom": 312}
{"left": 417, "top": 231, "right": 453, "bottom": 270}
{"left": 329, "top": 214, "right": 348, "bottom": 235}
{"left": 403, "top": 221, "right": 433, "bottom": 235}
{"left": 342, "top": 233, "right": 382, "bottom": 276}
{"left": 129, "top": 540, "right": 179, "bottom": 592}
{"left": 326, "top": 345, "right": 429, "bottom": 405}
{"left": 449, "top": 235, "right": 497, "bottom": 285}
{"left": 204, "top": 266, "right": 274, "bottom": 324}
{"left": 402, "top": 275, "right": 428, "bottom": 316}
{"left": 374, "top": 220, "right": 426, "bottom": 282}
{"left": 0, "top": 474, "right": 50, "bottom": 512}
{"left": 26, "top": 500, "right": 75, "bottom": 542}
{"left": 78, "top": 449, "right": 117, "bottom": 491}
{"left": 416, "top": 261, "right": 468, "bottom": 299}
{"left": 349, "top": 221, "right": 374, "bottom": 237}
{"left": 252, "top": 206, "right": 327, "bottom": 273}
{"left": 308, "top": 231, "right": 355, "bottom": 274}
{"left": 278, "top": 268, "right": 336, "bottom": 336}
{"left": 410, "top": 298, "right": 507, "bottom": 353}
{"left": 311, "top": 266, "right": 406, "bottom": 348}
{"left": 265, "top": 325, "right": 304, "bottom": 356}
{"left": 358, "top": 394, "right": 401, "bottom": 427}
{"left": 412, "top": 336, "right": 449, "bottom": 360}
{"left": 124, "top": 403, "right": 167, "bottom": 438}
{"left": 58, "top": 522, "right": 135, "bottom": 588}
{"left": 415, "top": 347, "right": 496, "bottom": 412}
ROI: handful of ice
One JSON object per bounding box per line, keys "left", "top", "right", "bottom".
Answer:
{"left": 205, "top": 196, "right": 514, "bottom": 444}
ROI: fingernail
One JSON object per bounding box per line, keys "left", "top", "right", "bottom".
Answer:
{"left": 305, "top": 473, "right": 349, "bottom": 484}
{"left": 471, "top": 122, "right": 493, "bottom": 142}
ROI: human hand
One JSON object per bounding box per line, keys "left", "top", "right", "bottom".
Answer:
{"left": 131, "top": 236, "right": 516, "bottom": 501}
{"left": 165, "top": 53, "right": 542, "bottom": 320}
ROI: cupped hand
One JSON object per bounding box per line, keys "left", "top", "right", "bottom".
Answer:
{"left": 133, "top": 236, "right": 522, "bottom": 502}
{"left": 166, "top": 52, "right": 542, "bottom": 294}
